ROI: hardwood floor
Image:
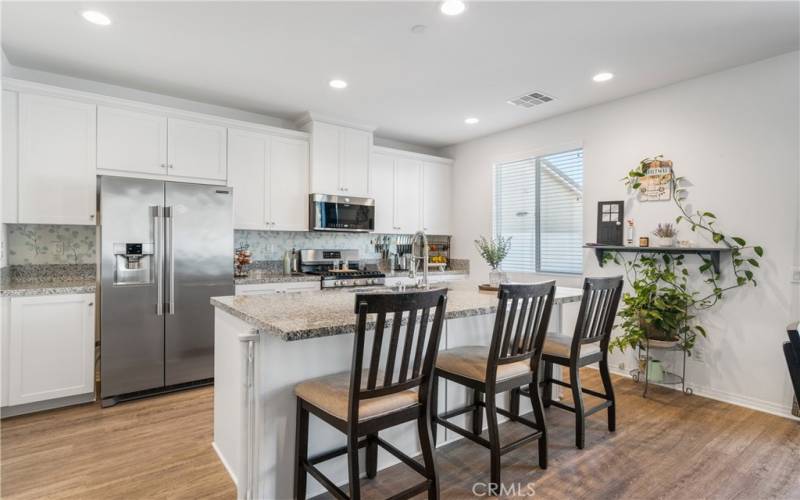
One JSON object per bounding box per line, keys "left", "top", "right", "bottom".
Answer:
{"left": 2, "top": 370, "right": 799, "bottom": 499}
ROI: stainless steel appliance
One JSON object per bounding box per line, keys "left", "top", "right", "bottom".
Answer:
{"left": 299, "top": 249, "right": 385, "bottom": 289}
{"left": 309, "top": 193, "right": 374, "bottom": 232}
{"left": 99, "top": 176, "right": 233, "bottom": 406}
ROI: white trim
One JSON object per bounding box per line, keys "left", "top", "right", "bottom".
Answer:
{"left": 2, "top": 77, "right": 309, "bottom": 141}
{"left": 601, "top": 365, "right": 800, "bottom": 422}
{"left": 491, "top": 140, "right": 583, "bottom": 166}
{"left": 295, "top": 111, "right": 376, "bottom": 132}
{"left": 372, "top": 145, "right": 453, "bottom": 165}
{"left": 212, "top": 441, "right": 238, "bottom": 488}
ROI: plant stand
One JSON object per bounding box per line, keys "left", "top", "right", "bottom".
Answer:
{"left": 629, "top": 339, "right": 693, "bottom": 397}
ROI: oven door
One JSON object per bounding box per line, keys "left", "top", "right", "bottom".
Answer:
{"left": 310, "top": 194, "right": 375, "bottom": 232}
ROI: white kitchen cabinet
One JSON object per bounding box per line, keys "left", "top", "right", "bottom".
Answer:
{"left": 370, "top": 153, "right": 396, "bottom": 233}
{"left": 6, "top": 294, "right": 95, "bottom": 406}
{"left": 306, "top": 120, "right": 371, "bottom": 197}
{"left": 394, "top": 158, "right": 422, "bottom": 233}
{"left": 421, "top": 161, "right": 452, "bottom": 235}
{"left": 97, "top": 106, "right": 168, "bottom": 176}
{"left": 369, "top": 153, "right": 421, "bottom": 234}
{"left": 18, "top": 93, "right": 97, "bottom": 225}
{"left": 269, "top": 136, "right": 309, "bottom": 231}
{"left": 2, "top": 90, "right": 18, "bottom": 223}
{"left": 228, "top": 128, "right": 308, "bottom": 231}
{"left": 167, "top": 118, "right": 227, "bottom": 182}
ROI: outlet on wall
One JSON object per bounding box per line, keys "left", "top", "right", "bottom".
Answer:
{"left": 55, "top": 241, "right": 65, "bottom": 254}
{"left": 618, "top": 362, "right": 625, "bottom": 370}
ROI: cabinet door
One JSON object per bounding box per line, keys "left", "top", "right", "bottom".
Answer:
{"left": 2, "top": 90, "right": 18, "bottom": 223}
{"left": 394, "top": 158, "right": 421, "bottom": 233}
{"left": 97, "top": 106, "right": 167, "bottom": 176}
{"left": 341, "top": 127, "right": 371, "bottom": 196}
{"left": 422, "top": 161, "right": 452, "bottom": 235}
{"left": 309, "top": 121, "right": 341, "bottom": 194}
{"left": 369, "top": 153, "right": 397, "bottom": 233}
{"left": 269, "top": 136, "right": 309, "bottom": 231}
{"left": 8, "top": 294, "right": 95, "bottom": 405}
{"left": 18, "top": 94, "right": 97, "bottom": 225}
{"left": 167, "top": 118, "right": 227, "bottom": 182}
{"left": 228, "top": 129, "right": 269, "bottom": 230}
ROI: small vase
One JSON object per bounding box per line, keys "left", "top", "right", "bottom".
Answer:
{"left": 489, "top": 268, "right": 502, "bottom": 286}
{"left": 653, "top": 236, "right": 675, "bottom": 247}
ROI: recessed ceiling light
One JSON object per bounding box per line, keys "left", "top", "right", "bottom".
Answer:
{"left": 441, "top": 0, "right": 466, "bottom": 16}
{"left": 329, "top": 79, "right": 348, "bottom": 89}
{"left": 81, "top": 10, "right": 111, "bottom": 26}
{"left": 464, "top": 117, "right": 479, "bottom": 125}
{"left": 592, "top": 72, "right": 614, "bottom": 82}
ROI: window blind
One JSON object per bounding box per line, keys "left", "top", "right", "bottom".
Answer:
{"left": 494, "top": 149, "right": 583, "bottom": 274}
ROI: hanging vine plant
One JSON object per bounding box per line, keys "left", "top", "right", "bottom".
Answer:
{"left": 607, "top": 155, "right": 764, "bottom": 353}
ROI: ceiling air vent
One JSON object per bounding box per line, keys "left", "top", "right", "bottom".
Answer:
{"left": 506, "top": 91, "right": 556, "bottom": 108}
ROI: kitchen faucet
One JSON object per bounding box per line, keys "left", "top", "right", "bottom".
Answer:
{"left": 409, "top": 230, "right": 429, "bottom": 289}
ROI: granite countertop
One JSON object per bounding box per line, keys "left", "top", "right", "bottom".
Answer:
{"left": 235, "top": 269, "right": 468, "bottom": 285}
{"left": 0, "top": 279, "right": 97, "bottom": 298}
{"left": 211, "top": 280, "right": 582, "bottom": 341}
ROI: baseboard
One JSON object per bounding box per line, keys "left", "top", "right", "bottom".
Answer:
{"left": 598, "top": 365, "right": 800, "bottom": 422}
{"left": 212, "top": 441, "right": 238, "bottom": 488}
{"left": 1, "top": 392, "right": 95, "bottom": 418}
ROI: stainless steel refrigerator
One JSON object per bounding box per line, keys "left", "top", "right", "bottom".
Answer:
{"left": 99, "top": 176, "right": 233, "bottom": 406}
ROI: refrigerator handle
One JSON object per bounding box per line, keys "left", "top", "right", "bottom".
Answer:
{"left": 166, "top": 206, "right": 175, "bottom": 315}
{"left": 153, "top": 206, "right": 164, "bottom": 316}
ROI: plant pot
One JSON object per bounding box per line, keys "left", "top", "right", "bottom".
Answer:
{"left": 647, "top": 359, "right": 664, "bottom": 383}
{"left": 488, "top": 269, "right": 508, "bottom": 286}
{"left": 652, "top": 235, "right": 675, "bottom": 247}
{"left": 639, "top": 319, "right": 680, "bottom": 348}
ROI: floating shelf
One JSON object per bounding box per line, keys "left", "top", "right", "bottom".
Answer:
{"left": 584, "top": 244, "right": 731, "bottom": 274}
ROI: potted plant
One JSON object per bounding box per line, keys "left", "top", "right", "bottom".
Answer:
{"left": 652, "top": 222, "right": 677, "bottom": 247}
{"left": 475, "top": 235, "right": 511, "bottom": 286}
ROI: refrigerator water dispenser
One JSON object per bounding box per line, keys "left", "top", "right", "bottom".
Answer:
{"left": 113, "top": 242, "right": 154, "bottom": 285}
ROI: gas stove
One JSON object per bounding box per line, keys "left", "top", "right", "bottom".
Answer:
{"left": 298, "top": 249, "right": 386, "bottom": 289}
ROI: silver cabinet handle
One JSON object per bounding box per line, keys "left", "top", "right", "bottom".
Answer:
{"left": 165, "top": 206, "right": 175, "bottom": 315}
{"left": 168, "top": 164, "right": 174, "bottom": 169}
{"left": 88, "top": 302, "right": 94, "bottom": 306}
{"left": 89, "top": 214, "right": 95, "bottom": 220}
{"left": 153, "top": 206, "right": 164, "bottom": 316}
{"left": 160, "top": 163, "right": 167, "bottom": 169}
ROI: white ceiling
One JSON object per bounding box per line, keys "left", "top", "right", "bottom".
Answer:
{"left": 2, "top": 1, "right": 798, "bottom": 149}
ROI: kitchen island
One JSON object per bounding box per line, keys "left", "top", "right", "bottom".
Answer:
{"left": 211, "top": 281, "right": 582, "bottom": 499}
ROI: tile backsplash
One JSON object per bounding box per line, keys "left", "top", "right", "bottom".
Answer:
{"left": 6, "top": 224, "right": 96, "bottom": 265}
{"left": 234, "top": 230, "right": 382, "bottom": 261}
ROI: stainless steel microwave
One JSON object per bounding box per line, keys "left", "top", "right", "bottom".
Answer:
{"left": 309, "top": 193, "right": 375, "bottom": 232}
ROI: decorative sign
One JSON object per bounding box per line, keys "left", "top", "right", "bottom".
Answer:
{"left": 639, "top": 160, "right": 673, "bottom": 201}
{"left": 597, "top": 201, "right": 624, "bottom": 245}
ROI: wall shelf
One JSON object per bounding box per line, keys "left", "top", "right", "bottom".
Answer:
{"left": 584, "top": 244, "right": 730, "bottom": 274}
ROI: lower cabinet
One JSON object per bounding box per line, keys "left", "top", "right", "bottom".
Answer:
{"left": 2, "top": 294, "right": 95, "bottom": 409}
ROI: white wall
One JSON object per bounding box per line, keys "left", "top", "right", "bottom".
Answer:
{"left": 444, "top": 51, "right": 800, "bottom": 417}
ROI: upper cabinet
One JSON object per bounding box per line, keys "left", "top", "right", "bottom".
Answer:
{"left": 2, "top": 90, "right": 19, "bottom": 224}
{"left": 228, "top": 128, "right": 309, "bottom": 231}
{"left": 302, "top": 117, "right": 373, "bottom": 197}
{"left": 167, "top": 118, "right": 227, "bottom": 182}
{"left": 97, "top": 108, "right": 226, "bottom": 183}
{"left": 421, "top": 161, "right": 452, "bottom": 235}
{"left": 97, "top": 106, "right": 167, "bottom": 176}
{"left": 18, "top": 94, "right": 97, "bottom": 225}
{"left": 370, "top": 146, "right": 453, "bottom": 236}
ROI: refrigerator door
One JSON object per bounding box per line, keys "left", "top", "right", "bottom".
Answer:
{"left": 164, "top": 182, "right": 233, "bottom": 385}
{"left": 100, "top": 176, "right": 166, "bottom": 399}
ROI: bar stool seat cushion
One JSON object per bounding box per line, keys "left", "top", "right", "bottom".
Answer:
{"left": 436, "top": 346, "right": 530, "bottom": 382}
{"left": 543, "top": 335, "right": 600, "bottom": 359}
{"left": 295, "top": 370, "right": 418, "bottom": 422}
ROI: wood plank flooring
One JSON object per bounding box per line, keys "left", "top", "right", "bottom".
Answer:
{"left": 2, "top": 370, "right": 799, "bottom": 499}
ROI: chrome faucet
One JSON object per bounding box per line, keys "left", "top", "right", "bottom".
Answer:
{"left": 409, "top": 230, "right": 429, "bottom": 289}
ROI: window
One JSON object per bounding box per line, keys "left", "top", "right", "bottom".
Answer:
{"left": 494, "top": 149, "right": 583, "bottom": 274}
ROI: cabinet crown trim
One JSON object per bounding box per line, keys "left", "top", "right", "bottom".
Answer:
{"left": 3, "top": 77, "right": 309, "bottom": 141}
{"left": 372, "top": 145, "right": 453, "bottom": 165}
{"left": 295, "top": 111, "right": 376, "bottom": 133}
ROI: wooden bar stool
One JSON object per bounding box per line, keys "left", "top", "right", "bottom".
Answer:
{"left": 293, "top": 288, "right": 448, "bottom": 500}
{"left": 432, "top": 282, "right": 555, "bottom": 494}
{"left": 515, "top": 276, "right": 623, "bottom": 449}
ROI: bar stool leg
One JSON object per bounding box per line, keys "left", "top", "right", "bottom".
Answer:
{"left": 418, "top": 407, "right": 440, "bottom": 500}
{"left": 599, "top": 357, "right": 616, "bottom": 432}
{"left": 484, "top": 391, "right": 502, "bottom": 494}
{"left": 293, "top": 400, "right": 309, "bottom": 500}
{"left": 569, "top": 363, "right": 585, "bottom": 449}
{"left": 431, "top": 375, "right": 439, "bottom": 444}
{"left": 509, "top": 387, "right": 520, "bottom": 417}
{"left": 542, "top": 361, "right": 553, "bottom": 408}
{"left": 347, "top": 430, "right": 361, "bottom": 500}
{"left": 527, "top": 380, "right": 548, "bottom": 469}
{"left": 366, "top": 433, "right": 378, "bottom": 479}
{"left": 472, "top": 389, "right": 484, "bottom": 436}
